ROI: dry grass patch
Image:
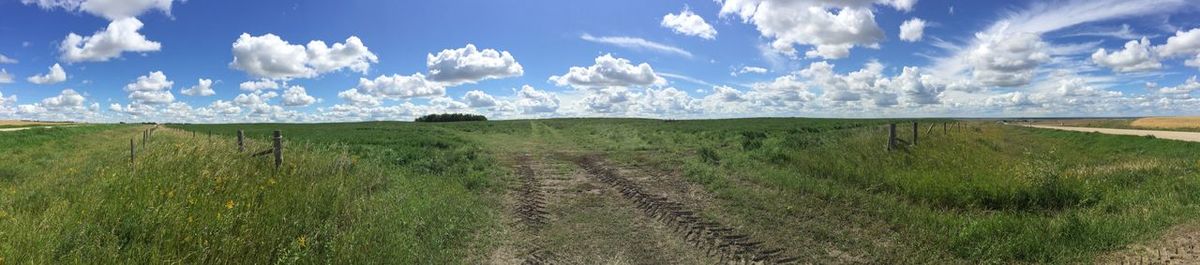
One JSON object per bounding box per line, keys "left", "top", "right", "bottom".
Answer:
{"left": 1132, "top": 117, "right": 1200, "bottom": 129}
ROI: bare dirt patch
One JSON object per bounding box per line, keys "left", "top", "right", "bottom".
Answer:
{"left": 576, "top": 155, "right": 797, "bottom": 264}
{"left": 1098, "top": 222, "right": 1200, "bottom": 264}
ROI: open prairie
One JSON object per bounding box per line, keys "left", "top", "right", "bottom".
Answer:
{"left": 4, "top": 119, "right": 1200, "bottom": 264}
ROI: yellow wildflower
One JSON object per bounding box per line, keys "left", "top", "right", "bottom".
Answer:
{"left": 225, "top": 200, "right": 235, "bottom": 209}
{"left": 298, "top": 235, "right": 308, "bottom": 248}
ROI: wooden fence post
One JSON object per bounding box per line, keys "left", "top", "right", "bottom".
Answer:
{"left": 912, "top": 122, "right": 918, "bottom": 146}
{"left": 273, "top": 130, "right": 283, "bottom": 168}
{"left": 130, "top": 138, "right": 135, "bottom": 163}
{"left": 887, "top": 123, "right": 897, "bottom": 151}
{"left": 943, "top": 123, "right": 947, "bottom": 134}
{"left": 237, "top": 130, "right": 245, "bottom": 152}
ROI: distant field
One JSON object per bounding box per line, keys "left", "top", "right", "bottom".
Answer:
{"left": 1131, "top": 117, "right": 1200, "bottom": 129}
{"left": 4, "top": 119, "right": 1200, "bottom": 263}
{"left": 0, "top": 120, "right": 72, "bottom": 128}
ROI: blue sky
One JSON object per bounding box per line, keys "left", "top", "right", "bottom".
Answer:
{"left": 1, "top": 0, "right": 1200, "bottom": 122}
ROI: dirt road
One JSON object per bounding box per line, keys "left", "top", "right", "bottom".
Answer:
{"left": 1023, "top": 125, "right": 1200, "bottom": 143}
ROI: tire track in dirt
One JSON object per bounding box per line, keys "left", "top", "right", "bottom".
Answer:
{"left": 576, "top": 155, "right": 798, "bottom": 264}
{"left": 512, "top": 154, "right": 562, "bottom": 264}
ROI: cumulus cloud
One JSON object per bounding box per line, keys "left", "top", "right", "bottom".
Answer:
{"left": 0, "top": 54, "right": 18, "bottom": 64}
{"left": 280, "top": 85, "right": 316, "bottom": 107}
{"left": 27, "top": 63, "right": 67, "bottom": 85}
{"left": 337, "top": 88, "right": 380, "bottom": 107}
{"left": 1091, "top": 37, "right": 1162, "bottom": 73}
{"left": 1157, "top": 28, "right": 1200, "bottom": 69}
{"left": 60, "top": 17, "right": 161, "bottom": 63}
{"left": 239, "top": 79, "right": 280, "bottom": 91}
{"left": 336, "top": 73, "right": 444, "bottom": 107}
{"left": 1156, "top": 76, "right": 1200, "bottom": 97}
{"left": 550, "top": 54, "right": 666, "bottom": 90}
{"left": 719, "top": 0, "right": 903, "bottom": 59}
{"left": 514, "top": 85, "right": 559, "bottom": 114}
{"left": 899, "top": 18, "right": 927, "bottom": 42}
{"left": 124, "top": 71, "right": 174, "bottom": 104}
{"left": 463, "top": 90, "right": 497, "bottom": 108}
{"left": 230, "top": 33, "right": 377, "bottom": 79}
{"left": 41, "top": 89, "right": 86, "bottom": 109}
{"left": 661, "top": 7, "right": 717, "bottom": 39}
{"left": 21, "top": 0, "right": 174, "bottom": 20}
{"left": 427, "top": 44, "right": 523, "bottom": 85}
{"left": 580, "top": 34, "right": 693, "bottom": 58}
{"left": 181, "top": 78, "right": 215, "bottom": 96}
{"left": 967, "top": 31, "right": 1049, "bottom": 87}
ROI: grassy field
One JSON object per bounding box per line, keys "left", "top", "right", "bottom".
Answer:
{"left": 3, "top": 119, "right": 1200, "bottom": 263}
{"left": 0, "top": 124, "right": 503, "bottom": 264}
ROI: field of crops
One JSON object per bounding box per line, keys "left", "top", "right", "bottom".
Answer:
{"left": 3, "top": 119, "right": 1200, "bottom": 263}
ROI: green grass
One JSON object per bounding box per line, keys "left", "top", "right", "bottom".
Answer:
{"left": 4, "top": 119, "right": 1200, "bottom": 263}
{"left": 0, "top": 124, "right": 504, "bottom": 264}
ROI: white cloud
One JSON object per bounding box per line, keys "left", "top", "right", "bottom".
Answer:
{"left": 27, "top": 63, "right": 67, "bottom": 85}
{"left": 230, "top": 33, "right": 377, "bottom": 79}
{"left": 209, "top": 100, "right": 241, "bottom": 114}
{"left": 337, "top": 88, "right": 380, "bottom": 107}
{"left": 719, "top": 0, "right": 900, "bottom": 59}
{"left": 899, "top": 18, "right": 926, "bottom": 42}
{"left": 0, "top": 54, "right": 18, "bottom": 64}
{"left": 124, "top": 71, "right": 174, "bottom": 104}
{"left": 1091, "top": 37, "right": 1162, "bottom": 73}
{"left": 463, "top": 90, "right": 497, "bottom": 108}
{"left": 239, "top": 79, "right": 280, "bottom": 91}
{"left": 966, "top": 31, "right": 1049, "bottom": 87}
{"left": 0, "top": 69, "right": 13, "bottom": 84}
{"left": 928, "top": 0, "right": 1194, "bottom": 88}
{"left": 280, "top": 85, "right": 316, "bottom": 107}
{"left": 341, "top": 73, "right": 445, "bottom": 106}
{"left": 181, "top": 78, "right": 215, "bottom": 96}
{"left": 1157, "top": 28, "right": 1200, "bottom": 67}
{"left": 233, "top": 91, "right": 281, "bottom": 115}
{"left": 661, "top": 7, "right": 717, "bottom": 40}
{"left": 306, "top": 36, "right": 378, "bottom": 75}
{"left": 41, "top": 89, "right": 86, "bottom": 109}
{"left": 514, "top": 85, "right": 559, "bottom": 114}
{"left": 60, "top": 17, "right": 161, "bottom": 63}
{"left": 550, "top": 54, "right": 666, "bottom": 90}
{"left": 21, "top": 0, "right": 174, "bottom": 20}
{"left": 580, "top": 34, "right": 693, "bottom": 58}
{"left": 1157, "top": 76, "right": 1200, "bottom": 97}
{"left": 427, "top": 44, "right": 523, "bottom": 85}
{"left": 731, "top": 66, "right": 768, "bottom": 76}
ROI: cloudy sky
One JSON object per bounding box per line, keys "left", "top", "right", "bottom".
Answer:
{"left": 1, "top": 0, "right": 1200, "bottom": 122}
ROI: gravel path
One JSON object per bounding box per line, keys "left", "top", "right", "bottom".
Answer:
{"left": 1023, "top": 125, "right": 1200, "bottom": 143}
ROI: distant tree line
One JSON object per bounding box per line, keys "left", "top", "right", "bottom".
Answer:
{"left": 415, "top": 113, "right": 488, "bottom": 122}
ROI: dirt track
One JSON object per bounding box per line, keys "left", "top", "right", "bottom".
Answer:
{"left": 1023, "top": 125, "right": 1200, "bottom": 143}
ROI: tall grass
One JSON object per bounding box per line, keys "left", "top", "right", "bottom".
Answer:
{"left": 0, "top": 125, "right": 500, "bottom": 264}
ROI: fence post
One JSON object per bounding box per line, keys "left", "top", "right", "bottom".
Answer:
{"left": 887, "top": 123, "right": 897, "bottom": 151}
{"left": 237, "top": 130, "right": 245, "bottom": 152}
{"left": 912, "top": 122, "right": 919, "bottom": 146}
{"left": 273, "top": 130, "right": 283, "bottom": 168}
{"left": 130, "top": 138, "right": 135, "bottom": 163}
{"left": 943, "top": 123, "right": 948, "bottom": 134}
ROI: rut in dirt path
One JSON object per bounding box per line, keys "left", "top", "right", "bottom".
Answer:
{"left": 576, "top": 155, "right": 799, "bottom": 264}
{"left": 512, "top": 154, "right": 561, "bottom": 265}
